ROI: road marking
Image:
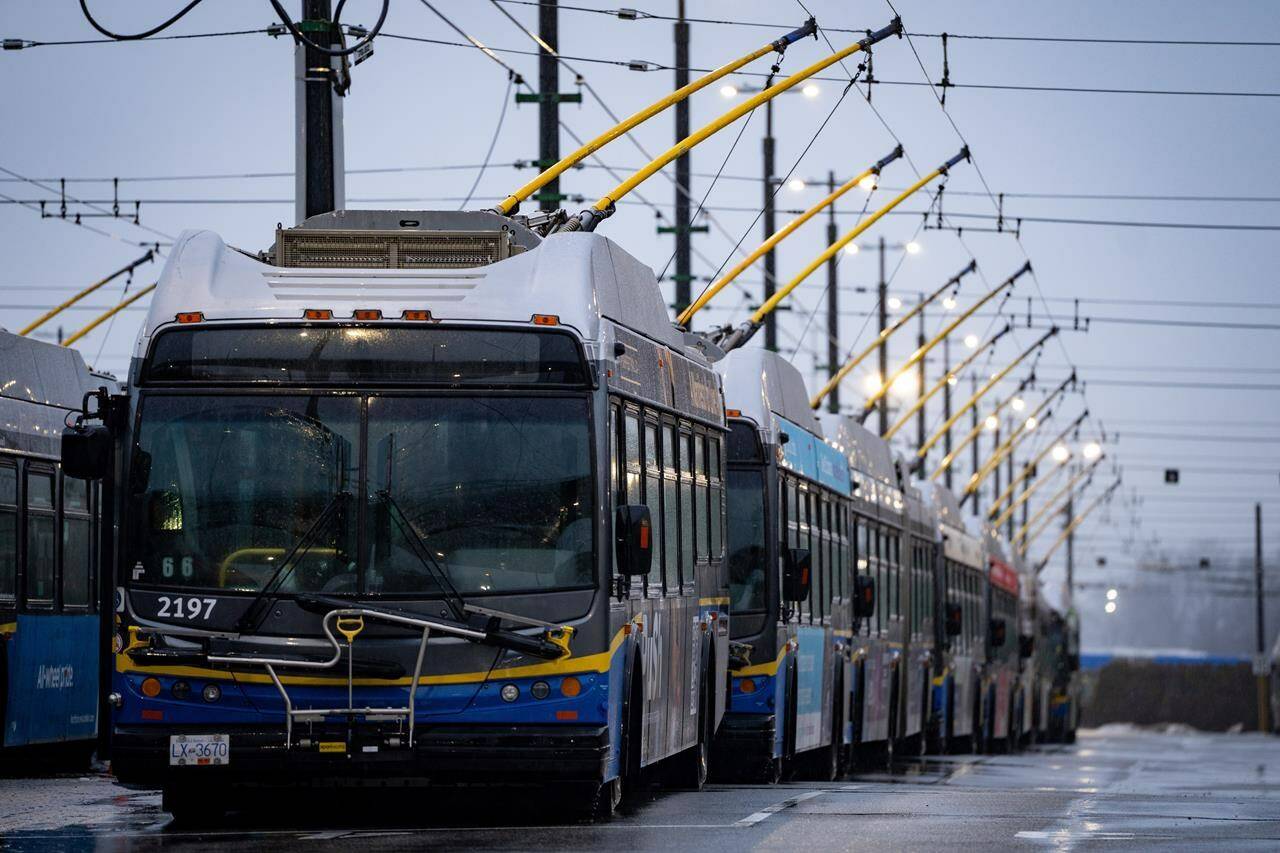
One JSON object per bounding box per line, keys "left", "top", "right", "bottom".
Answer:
{"left": 735, "top": 790, "right": 825, "bottom": 827}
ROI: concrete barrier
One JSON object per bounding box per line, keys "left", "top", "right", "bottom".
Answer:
{"left": 1081, "top": 658, "right": 1259, "bottom": 731}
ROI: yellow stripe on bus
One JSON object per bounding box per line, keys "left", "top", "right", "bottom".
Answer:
{"left": 116, "top": 625, "right": 630, "bottom": 687}
{"left": 0, "top": 621, "right": 16, "bottom": 637}
{"left": 731, "top": 644, "right": 790, "bottom": 678}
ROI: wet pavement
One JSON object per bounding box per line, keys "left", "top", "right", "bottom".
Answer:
{"left": 2, "top": 726, "right": 1278, "bottom": 851}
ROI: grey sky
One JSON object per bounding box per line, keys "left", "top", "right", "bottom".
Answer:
{"left": 2, "top": 1, "right": 1279, "bottom": 649}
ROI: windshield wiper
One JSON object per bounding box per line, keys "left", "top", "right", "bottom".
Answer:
{"left": 236, "top": 490, "right": 351, "bottom": 633}
{"left": 375, "top": 489, "right": 467, "bottom": 622}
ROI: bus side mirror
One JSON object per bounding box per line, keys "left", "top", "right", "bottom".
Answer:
{"left": 61, "top": 425, "right": 111, "bottom": 481}
{"left": 1019, "top": 634, "right": 1035, "bottom": 659}
{"left": 854, "top": 574, "right": 875, "bottom": 619}
{"left": 782, "top": 547, "right": 811, "bottom": 603}
{"left": 614, "top": 505, "right": 653, "bottom": 577}
{"left": 945, "top": 603, "right": 962, "bottom": 637}
{"left": 990, "top": 617, "right": 1007, "bottom": 648}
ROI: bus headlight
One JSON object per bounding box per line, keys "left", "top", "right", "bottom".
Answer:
{"left": 171, "top": 681, "right": 191, "bottom": 700}
{"left": 500, "top": 684, "right": 520, "bottom": 703}
{"left": 530, "top": 681, "right": 550, "bottom": 700}
{"left": 201, "top": 684, "right": 222, "bottom": 703}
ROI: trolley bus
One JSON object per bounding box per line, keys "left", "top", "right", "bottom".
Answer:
{"left": 925, "top": 484, "right": 986, "bottom": 753}
{"left": 714, "top": 348, "right": 863, "bottom": 782}
{"left": 984, "top": 532, "right": 1022, "bottom": 753}
{"left": 897, "top": 479, "right": 938, "bottom": 757}
{"left": 63, "top": 210, "right": 729, "bottom": 818}
{"left": 1, "top": 330, "right": 104, "bottom": 761}
{"left": 820, "top": 415, "right": 903, "bottom": 767}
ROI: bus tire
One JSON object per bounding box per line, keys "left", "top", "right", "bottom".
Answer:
{"left": 663, "top": 659, "right": 710, "bottom": 790}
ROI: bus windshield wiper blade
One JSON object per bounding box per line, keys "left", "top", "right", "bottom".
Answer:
{"left": 376, "top": 489, "right": 468, "bottom": 622}
{"left": 236, "top": 490, "right": 351, "bottom": 633}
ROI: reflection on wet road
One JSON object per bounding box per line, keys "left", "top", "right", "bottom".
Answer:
{"left": 3, "top": 727, "right": 1279, "bottom": 851}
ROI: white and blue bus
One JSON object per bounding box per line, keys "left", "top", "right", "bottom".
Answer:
{"left": 1, "top": 331, "right": 105, "bottom": 762}
{"left": 63, "top": 210, "right": 728, "bottom": 818}
{"left": 714, "top": 348, "right": 865, "bottom": 782}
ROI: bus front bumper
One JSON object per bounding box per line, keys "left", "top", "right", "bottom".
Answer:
{"left": 110, "top": 723, "right": 611, "bottom": 788}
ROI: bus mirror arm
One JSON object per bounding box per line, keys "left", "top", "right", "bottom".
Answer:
{"left": 61, "top": 385, "right": 115, "bottom": 480}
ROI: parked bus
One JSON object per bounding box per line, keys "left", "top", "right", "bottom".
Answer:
{"left": 63, "top": 210, "right": 729, "bottom": 819}
{"left": 714, "top": 348, "right": 863, "bottom": 782}
{"left": 983, "top": 532, "right": 1022, "bottom": 753}
{"left": 897, "top": 479, "right": 938, "bottom": 758}
{"left": 1, "top": 331, "right": 105, "bottom": 762}
{"left": 922, "top": 484, "right": 986, "bottom": 753}
{"left": 820, "top": 415, "right": 904, "bottom": 767}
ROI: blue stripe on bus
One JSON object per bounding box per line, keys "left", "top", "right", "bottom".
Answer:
{"left": 776, "top": 415, "right": 852, "bottom": 496}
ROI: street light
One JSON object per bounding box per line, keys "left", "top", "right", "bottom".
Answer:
{"left": 718, "top": 83, "right": 739, "bottom": 98}
{"left": 1083, "top": 441, "right": 1103, "bottom": 460}
{"left": 887, "top": 296, "right": 903, "bottom": 311}
{"left": 964, "top": 333, "right": 979, "bottom": 349}
{"left": 802, "top": 82, "right": 821, "bottom": 98}
{"left": 787, "top": 177, "right": 806, "bottom": 192}
{"left": 1011, "top": 397, "right": 1026, "bottom": 412}
{"left": 942, "top": 295, "right": 957, "bottom": 310}
{"left": 843, "top": 243, "right": 860, "bottom": 256}
{"left": 1104, "top": 601, "right": 1117, "bottom": 614}
{"left": 905, "top": 240, "right": 922, "bottom": 255}
{"left": 1051, "top": 443, "right": 1071, "bottom": 463}
{"left": 1025, "top": 416, "right": 1038, "bottom": 431}
{"left": 1106, "top": 588, "right": 1118, "bottom": 601}
{"left": 858, "top": 173, "right": 878, "bottom": 191}
{"left": 984, "top": 415, "right": 1000, "bottom": 431}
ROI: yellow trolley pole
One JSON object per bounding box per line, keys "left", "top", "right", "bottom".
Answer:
{"left": 991, "top": 452, "right": 1069, "bottom": 530}
{"left": 963, "top": 371, "right": 1076, "bottom": 499}
{"left": 718, "top": 148, "right": 969, "bottom": 351}
{"left": 917, "top": 326, "right": 1056, "bottom": 463}
{"left": 492, "top": 18, "right": 820, "bottom": 215}
{"left": 988, "top": 410, "right": 1088, "bottom": 519}
{"left": 563, "top": 18, "right": 906, "bottom": 233}
{"left": 1034, "top": 479, "right": 1122, "bottom": 574}
{"left": 62, "top": 284, "right": 156, "bottom": 348}
{"left": 930, "top": 376, "right": 1033, "bottom": 482}
{"left": 19, "top": 249, "right": 154, "bottom": 337}
{"left": 677, "top": 144, "right": 905, "bottom": 327}
{"left": 881, "top": 321, "right": 1007, "bottom": 435}
{"left": 844, "top": 261, "right": 1030, "bottom": 416}
{"left": 1015, "top": 456, "right": 1104, "bottom": 553}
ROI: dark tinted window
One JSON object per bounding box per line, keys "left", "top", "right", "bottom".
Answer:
{"left": 145, "top": 326, "right": 588, "bottom": 386}
{"left": 727, "top": 421, "right": 762, "bottom": 462}
{"left": 63, "top": 518, "right": 92, "bottom": 607}
{"left": 0, "top": 460, "right": 13, "bottom": 600}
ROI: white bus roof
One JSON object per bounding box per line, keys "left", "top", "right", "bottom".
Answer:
{"left": 138, "top": 215, "right": 689, "bottom": 361}
{"left": 716, "top": 347, "right": 821, "bottom": 443}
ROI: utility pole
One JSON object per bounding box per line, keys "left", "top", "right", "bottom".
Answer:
{"left": 877, "top": 236, "right": 888, "bottom": 436}
{"left": 672, "top": 1, "right": 692, "bottom": 313}
{"left": 1256, "top": 502, "right": 1270, "bottom": 731}
{"left": 1006, "top": 445, "right": 1016, "bottom": 541}
{"left": 296, "top": 0, "right": 345, "bottom": 223}
{"left": 538, "top": 0, "right": 560, "bottom": 212}
{"left": 969, "top": 373, "right": 979, "bottom": 517}
{"left": 943, "top": 336, "right": 953, "bottom": 491}
{"left": 990, "top": 420, "right": 1001, "bottom": 521}
{"left": 916, "top": 295, "right": 926, "bottom": 466}
{"left": 1065, "top": 492, "right": 1075, "bottom": 592}
{"left": 826, "top": 170, "right": 840, "bottom": 413}
{"left": 762, "top": 99, "right": 778, "bottom": 351}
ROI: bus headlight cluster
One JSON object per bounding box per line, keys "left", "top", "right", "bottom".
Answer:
{"left": 202, "top": 684, "right": 222, "bottom": 703}
{"left": 500, "top": 684, "right": 520, "bottom": 703}
{"left": 530, "top": 681, "right": 550, "bottom": 700}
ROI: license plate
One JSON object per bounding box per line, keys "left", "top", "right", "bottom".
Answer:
{"left": 169, "top": 734, "right": 230, "bottom": 766}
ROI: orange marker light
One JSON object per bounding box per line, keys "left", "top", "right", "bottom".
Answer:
{"left": 555, "top": 710, "right": 579, "bottom": 720}
{"left": 304, "top": 309, "right": 333, "bottom": 320}
{"left": 726, "top": 408, "right": 742, "bottom": 418}
{"left": 560, "top": 676, "right": 582, "bottom": 697}
{"left": 401, "top": 310, "right": 433, "bottom": 321}
{"left": 531, "top": 314, "right": 560, "bottom": 326}
{"left": 175, "top": 312, "right": 204, "bottom": 324}
{"left": 140, "top": 677, "right": 162, "bottom": 698}
{"left": 353, "top": 309, "right": 382, "bottom": 321}
{"left": 740, "top": 678, "right": 757, "bottom": 694}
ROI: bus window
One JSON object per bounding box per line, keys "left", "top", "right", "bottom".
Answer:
{"left": 679, "top": 429, "right": 694, "bottom": 582}
{"left": 815, "top": 495, "right": 826, "bottom": 619}
{"left": 644, "top": 418, "right": 665, "bottom": 594}
{"left": 695, "top": 433, "right": 708, "bottom": 563}
{"left": 662, "top": 422, "right": 680, "bottom": 588}
{"left": 62, "top": 476, "right": 92, "bottom": 609}
{"left": 875, "top": 527, "right": 884, "bottom": 634}
{"left": 726, "top": 467, "right": 765, "bottom": 612}
{"left": 708, "top": 436, "right": 723, "bottom": 558}
{"left": 609, "top": 404, "right": 619, "bottom": 503}
{"left": 0, "top": 459, "right": 15, "bottom": 600}
{"left": 25, "top": 468, "right": 56, "bottom": 604}
{"left": 624, "top": 412, "right": 641, "bottom": 504}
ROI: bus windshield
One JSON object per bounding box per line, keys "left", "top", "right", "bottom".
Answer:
{"left": 727, "top": 468, "right": 767, "bottom": 612}
{"left": 128, "top": 394, "right": 594, "bottom": 597}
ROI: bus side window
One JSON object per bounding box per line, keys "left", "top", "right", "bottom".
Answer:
{"left": 609, "top": 404, "right": 620, "bottom": 504}
{"left": 662, "top": 421, "right": 680, "bottom": 590}
{"left": 624, "top": 411, "right": 641, "bottom": 505}
{"left": 708, "top": 435, "right": 723, "bottom": 559}
{"left": 694, "top": 432, "right": 708, "bottom": 564}
{"left": 24, "top": 466, "right": 56, "bottom": 607}
{"left": 678, "top": 428, "right": 694, "bottom": 585}
{"left": 874, "top": 526, "right": 884, "bottom": 634}
{"left": 814, "top": 494, "right": 825, "bottom": 620}
{"left": 0, "top": 458, "right": 16, "bottom": 602}
{"left": 799, "top": 487, "right": 812, "bottom": 622}
{"left": 643, "top": 417, "right": 664, "bottom": 594}
{"left": 62, "top": 474, "right": 92, "bottom": 609}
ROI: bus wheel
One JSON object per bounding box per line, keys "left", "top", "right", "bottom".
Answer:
{"left": 663, "top": 666, "right": 711, "bottom": 790}
{"left": 162, "top": 784, "right": 226, "bottom": 826}
{"left": 756, "top": 756, "right": 782, "bottom": 785}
